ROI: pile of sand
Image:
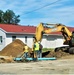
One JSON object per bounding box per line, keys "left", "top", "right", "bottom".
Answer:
{"left": 0, "top": 39, "right": 32, "bottom": 57}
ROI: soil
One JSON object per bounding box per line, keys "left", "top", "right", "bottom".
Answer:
{"left": 0, "top": 39, "right": 32, "bottom": 57}
{"left": 42, "top": 50, "right": 70, "bottom": 58}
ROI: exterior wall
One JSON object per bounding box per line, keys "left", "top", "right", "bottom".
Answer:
{"left": 41, "top": 35, "right": 47, "bottom": 48}
{"left": 0, "top": 30, "right": 6, "bottom": 51}
{"left": 6, "top": 34, "right": 13, "bottom": 46}
{"left": 46, "top": 35, "right": 56, "bottom": 48}
{"left": 45, "top": 35, "right": 63, "bottom": 48}
{"left": 26, "top": 35, "right": 34, "bottom": 47}
{"left": 6, "top": 34, "right": 34, "bottom": 48}
{"left": 1, "top": 32, "right": 63, "bottom": 51}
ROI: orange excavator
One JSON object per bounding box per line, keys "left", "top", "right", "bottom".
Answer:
{"left": 34, "top": 23, "right": 74, "bottom": 54}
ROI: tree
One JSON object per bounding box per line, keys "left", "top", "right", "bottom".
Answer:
{"left": 0, "top": 9, "right": 20, "bottom": 25}
{"left": 0, "top": 10, "right": 4, "bottom": 23}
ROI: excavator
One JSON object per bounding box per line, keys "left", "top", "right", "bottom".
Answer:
{"left": 14, "top": 23, "right": 74, "bottom": 61}
{"left": 34, "top": 23, "right": 74, "bottom": 54}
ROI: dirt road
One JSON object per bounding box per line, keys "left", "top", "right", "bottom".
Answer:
{"left": 0, "top": 55, "right": 74, "bottom": 75}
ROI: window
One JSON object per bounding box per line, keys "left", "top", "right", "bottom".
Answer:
{"left": 0, "top": 36, "right": 2, "bottom": 44}
{"left": 25, "top": 36, "right": 27, "bottom": 43}
{"left": 12, "top": 36, "right": 16, "bottom": 41}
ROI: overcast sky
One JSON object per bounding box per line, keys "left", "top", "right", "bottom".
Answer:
{"left": 0, "top": 0, "right": 74, "bottom": 27}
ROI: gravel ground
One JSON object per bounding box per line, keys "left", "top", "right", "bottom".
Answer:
{"left": 0, "top": 55, "right": 74, "bottom": 75}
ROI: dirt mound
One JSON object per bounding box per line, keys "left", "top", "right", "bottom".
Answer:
{"left": 43, "top": 50, "right": 70, "bottom": 58}
{"left": 0, "top": 39, "right": 32, "bottom": 57}
{"left": 0, "top": 56, "right": 14, "bottom": 63}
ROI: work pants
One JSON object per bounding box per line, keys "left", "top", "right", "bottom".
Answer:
{"left": 34, "top": 50, "right": 39, "bottom": 58}
{"left": 39, "top": 50, "right": 42, "bottom": 58}
{"left": 24, "top": 52, "right": 28, "bottom": 58}
{"left": 33, "top": 50, "right": 39, "bottom": 61}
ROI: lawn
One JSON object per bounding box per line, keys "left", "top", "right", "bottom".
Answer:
{"left": 42, "top": 48, "right": 54, "bottom": 53}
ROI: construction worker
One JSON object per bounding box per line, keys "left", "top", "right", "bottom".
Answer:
{"left": 39, "top": 42, "right": 43, "bottom": 58}
{"left": 33, "top": 37, "right": 40, "bottom": 61}
{"left": 23, "top": 44, "right": 29, "bottom": 58}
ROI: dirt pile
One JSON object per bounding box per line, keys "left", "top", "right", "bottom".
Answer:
{"left": 0, "top": 39, "right": 32, "bottom": 57}
{"left": 0, "top": 56, "right": 14, "bottom": 63}
{"left": 43, "top": 50, "right": 70, "bottom": 58}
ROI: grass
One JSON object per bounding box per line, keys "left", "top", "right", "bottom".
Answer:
{"left": 42, "top": 48, "right": 54, "bottom": 53}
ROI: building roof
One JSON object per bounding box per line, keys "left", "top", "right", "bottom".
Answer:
{"left": 0, "top": 24, "right": 74, "bottom": 35}
{"left": 0, "top": 24, "right": 36, "bottom": 34}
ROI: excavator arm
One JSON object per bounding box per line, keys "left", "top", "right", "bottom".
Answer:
{"left": 35, "top": 23, "right": 44, "bottom": 42}
{"left": 44, "top": 23, "right": 72, "bottom": 44}
{"left": 34, "top": 23, "right": 72, "bottom": 44}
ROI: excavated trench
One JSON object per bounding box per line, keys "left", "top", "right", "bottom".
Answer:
{"left": 42, "top": 51, "right": 50, "bottom": 57}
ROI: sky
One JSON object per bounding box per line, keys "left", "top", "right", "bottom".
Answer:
{"left": 0, "top": 0, "right": 74, "bottom": 27}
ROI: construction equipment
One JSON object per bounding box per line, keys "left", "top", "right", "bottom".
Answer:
{"left": 34, "top": 23, "right": 74, "bottom": 54}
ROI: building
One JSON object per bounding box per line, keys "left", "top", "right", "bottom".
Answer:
{"left": 0, "top": 24, "right": 74, "bottom": 51}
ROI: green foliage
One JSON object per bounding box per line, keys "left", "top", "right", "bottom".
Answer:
{"left": 0, "top": 10, "right": 4, "bottom": 23}
{"left": 0, "top": 9, "right": 20, "bottom": 25}
{"left": 42, "top": 48, "right": 54, "bottom": 52}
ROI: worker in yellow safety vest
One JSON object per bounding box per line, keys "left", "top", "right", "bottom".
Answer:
{"left": 38, "top": 42, "right": 43, "bottom": 58}
{"left": 23, "top": 44, "right": 29, "bottom": 58}
{"left": 33, "top": 37, "right": 40, "bottom": 60}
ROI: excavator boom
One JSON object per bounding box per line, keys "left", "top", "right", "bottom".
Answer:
{"left": 35, "top": 23, "right": 44, "bottom": 42}
{"left": 34, "top": 23, "right": 72, "bottom": 43}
